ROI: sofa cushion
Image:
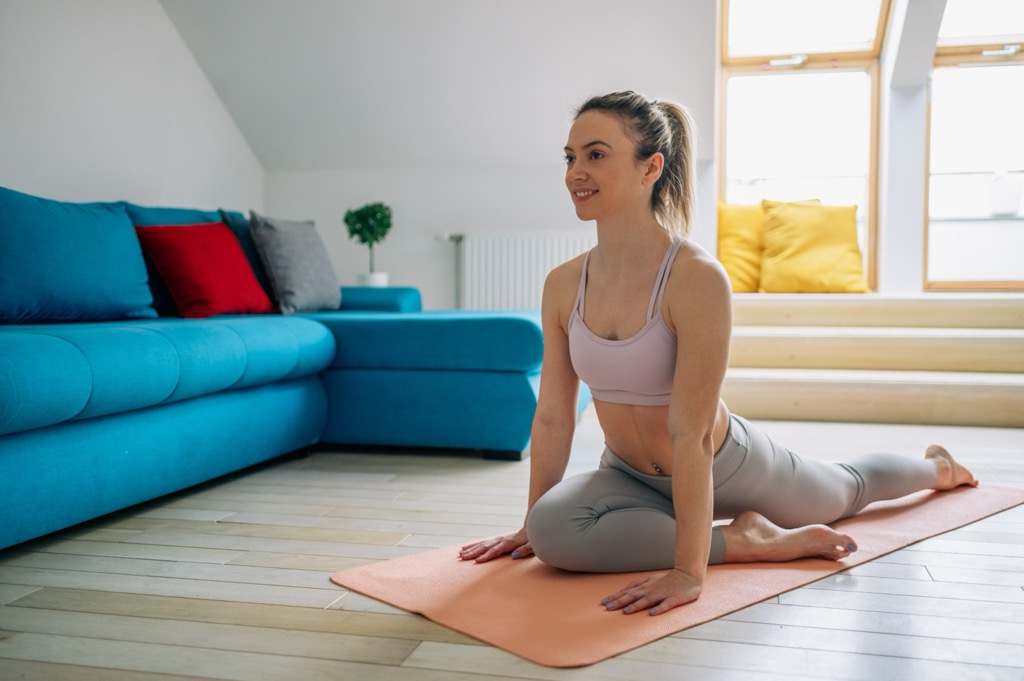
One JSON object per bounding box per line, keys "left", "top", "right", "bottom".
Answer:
{"left": 51, "top": 326, "right": 182, "bottom": 419}
{"left": 250, "top": 211, "right": 341, "bottom": 314}
{"left": 131, "top": 320, "right": 248, "bottom": 402}
{"left": 0, "top": 332, "right": 93, "bottom": 436}
{"left": 135, "top": 222, "right": 274, "bottom": 318}
{"left": 0, "top": 317, "right": 335, "bottom": 436}
{"left": 339, "top": 286, "right": 422, "bottom": 312}
{"left": 0, "top": 186, "right": 156, "bottom": 323}
{"left": 136, "top": 318, "right": 332, "bottom": 394}
{"left": 0, "top": 324, "right": 180, "bottom": 433}
{"left": 308, "top": 310, "right": 543, "bottom": 372}
{"left": 210, "top": 316, "right": 336, "bottom": 388}
{"left": 124, "top": 204, "right": 222, "bottom": 226}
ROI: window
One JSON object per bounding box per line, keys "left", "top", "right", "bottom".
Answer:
{"left": 936, "top": 0, "right": 1024, "bottom": 50}
{"left": 721, "top": 0, "right": 890, "bottom": 289}
{"left": 724, "top": 69, "right": 873, "bottom": 249}
{"left": 725, "top": 0, "right": 885, "bottom": 61}
{"left": 926, "top": 0, "right": 1024, "bottom": 289}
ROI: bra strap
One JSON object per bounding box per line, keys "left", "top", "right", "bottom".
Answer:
{"left": 647, "top": 240, "right": 683, "bottom": 320}
{"left": 574, "top": 250, "right": 593, "bottom": 317}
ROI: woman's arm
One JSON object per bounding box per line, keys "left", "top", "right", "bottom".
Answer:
{"left": 526, "top": 261, "right": 583, "bottom": 511}
{"left": 665, "top": 252, "right": 732, "bottom": 589}
{"left": 460, "top": 258, "right": 583, "bottom": 562}
{"left": 602, "top": 248, "right": 733, "bottom": 613}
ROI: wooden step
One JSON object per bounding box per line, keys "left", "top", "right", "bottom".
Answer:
{"left": 730, "top": 326, "right": 1024, "bottom": 373}
{"left": 722, "top": 368, "right": 1024, "bottom": 428}
{"left": 732, "top": 293, "right": 1024, "bottom": 329}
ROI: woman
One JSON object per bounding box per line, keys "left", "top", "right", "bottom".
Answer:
{"left": 459, "top": 91, "right": 976, "bottom": 617}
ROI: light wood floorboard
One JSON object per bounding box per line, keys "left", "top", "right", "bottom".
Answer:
{"left": 1, "top": 405, "right": 1021, "bottom": 679}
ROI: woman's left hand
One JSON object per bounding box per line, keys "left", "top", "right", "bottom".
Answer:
{"left": 601, "top": 568, "right": 703, "bottom": 616}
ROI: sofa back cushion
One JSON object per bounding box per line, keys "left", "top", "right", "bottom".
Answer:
{"left": 0, "top": 186, "right": 156, "bottom": 323}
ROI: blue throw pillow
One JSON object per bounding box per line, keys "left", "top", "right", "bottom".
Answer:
{"left": 123, "top": 204, "right": 222, "bottom": 226}
{"left": 0, "top": 186, "right": 156, "bottom": 323}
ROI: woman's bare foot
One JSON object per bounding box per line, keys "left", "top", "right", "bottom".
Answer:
{"left": 720, "top": 511, "right": 857, "bottom": 563}
{"left": 925, "top": 444, "right": 978, "bottom": 490}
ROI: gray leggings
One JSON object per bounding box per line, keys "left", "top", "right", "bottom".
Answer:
{"left": 526, "top": 414, "right": 939, "bottom": 572}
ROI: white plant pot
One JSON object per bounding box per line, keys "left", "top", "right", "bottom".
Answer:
{"left": 357, "top": 272, "right": 389, "bottom": 287}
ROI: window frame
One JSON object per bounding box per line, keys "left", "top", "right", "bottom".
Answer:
{"left": 922, "top": 37, "right": 1024, "bottom": 291}
{"left": 721, "top": 0, "right": 892, "bottom": 67}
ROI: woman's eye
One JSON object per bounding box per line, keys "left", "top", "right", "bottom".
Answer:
{"left": 590, "top": 151, "right": 604, "bottom": 160}
{"left": 564, "top": 155, "right": 575, "bottom": 165}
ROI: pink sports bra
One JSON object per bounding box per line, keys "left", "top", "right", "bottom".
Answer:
{"left": 568, "top": 241, "right": 682, "bottom": 406}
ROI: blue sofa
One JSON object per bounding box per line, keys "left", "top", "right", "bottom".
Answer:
{"left": 0, "top": 186, "right": 590, "bottom": 550}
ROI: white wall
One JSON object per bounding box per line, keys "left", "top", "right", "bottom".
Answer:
{"left": 267, "top": 165, "right": 574, "bottom": 309}
{"left": 0, "top": 0, "right": 263, "bottom": 209}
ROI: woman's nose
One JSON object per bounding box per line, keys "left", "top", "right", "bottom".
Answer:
{"left": 567, "top": 163, "right": 587, "bottom": 180}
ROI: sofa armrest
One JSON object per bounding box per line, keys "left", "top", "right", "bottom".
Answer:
{"left": 339, "top": 286, "right": 421, "bottom": 312}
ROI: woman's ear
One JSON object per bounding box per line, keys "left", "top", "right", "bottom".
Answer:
{"left": 642, "top": 152, "right": 664, "bottom": 187}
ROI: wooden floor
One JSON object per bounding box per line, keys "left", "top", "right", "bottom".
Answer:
{"left": 1, "top": 405, "right": 1022, "bottom": 680}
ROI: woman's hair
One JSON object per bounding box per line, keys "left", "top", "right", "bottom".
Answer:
{"left": 575, "top": 91, "right": 697, "bottom": 239}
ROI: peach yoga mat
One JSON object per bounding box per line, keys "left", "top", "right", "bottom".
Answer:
{"left": 331, "top": 485, "right": 1024, "bottom": 668}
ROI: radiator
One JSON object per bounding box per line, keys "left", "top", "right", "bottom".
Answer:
{"left": 454, "top": 231, "right": 596, "bottom": 309}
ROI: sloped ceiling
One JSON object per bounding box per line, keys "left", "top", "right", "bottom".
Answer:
{"left": 159, "top": 0, "right": 716, "bottom": 172}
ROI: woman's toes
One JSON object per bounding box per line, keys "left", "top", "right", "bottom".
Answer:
{"left": 816, "top": 529, "right": 856, "bottom": 560}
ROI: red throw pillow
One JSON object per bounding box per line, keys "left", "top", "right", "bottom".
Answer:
{"left": 135, "top": 222, "right": 274, "bottom": 318}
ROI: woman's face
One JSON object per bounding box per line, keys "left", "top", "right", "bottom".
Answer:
{"left": 564, "top": 111, "right": 654, "bottom": 223}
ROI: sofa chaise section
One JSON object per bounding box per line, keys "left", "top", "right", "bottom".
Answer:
{"left": 309, "top": 309, "right": 590, "bottom": 458}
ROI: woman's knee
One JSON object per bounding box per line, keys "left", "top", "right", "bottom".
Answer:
{"left": 525, "top": 489, "right": 586, "bottom": 569}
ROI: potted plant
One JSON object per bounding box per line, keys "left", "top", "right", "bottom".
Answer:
{"left": 344, "top": 201, "right": 392, "bottom": 286}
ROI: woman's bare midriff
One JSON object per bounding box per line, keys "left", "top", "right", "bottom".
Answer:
{"left": 596, "top": 399, "right": 731, "bottom": 476}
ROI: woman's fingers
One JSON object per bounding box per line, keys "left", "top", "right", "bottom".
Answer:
{"left": 476, "top": 541, "right": 512, "bottom": 562}
{"left": 459, "top": 532, "right": 530, "bottom": 563}
{"left": 510, "top": 542, "right": 534, "bottom": 559}
{"left": 600, "top": 577, "right": 651, "bottom": 610}
{"left": 601, "top": 571, "right": 703, "bottom": 616}
{"left": 459, "top": 540, "right": 502, "bottom": 561}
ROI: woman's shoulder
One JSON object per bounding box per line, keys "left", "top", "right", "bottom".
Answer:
{"left": 668, "top": 239, "right": 731, "bottom": 304}
{"left": 541, "top": 251, "right": 588, "bottom": 324}
{"left": 544, "top": 250, "right": 588, "bottom": 292}
{"left": 675, "top": 239, "right": 728, "bottom": 284}
{"left": 661, "top": 240, "right": 732, "bottom": 335}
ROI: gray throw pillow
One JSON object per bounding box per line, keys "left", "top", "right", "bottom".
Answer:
{"left": 249, "top": 211, "right": 341, "bottom": 314}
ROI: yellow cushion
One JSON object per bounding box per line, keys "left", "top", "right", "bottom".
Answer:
{"left": 760, "top": 201, "right": 869, "bottom": 293}
{"left": 717, "top": 200, "right": 821, "bottom": 292}
{"left": 716, "top": 202, "right": 764, "bottom": 293}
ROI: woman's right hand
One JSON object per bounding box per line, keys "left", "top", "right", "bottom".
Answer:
{"left": 459, "top": 527, "right": 532, "bottom": 563}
